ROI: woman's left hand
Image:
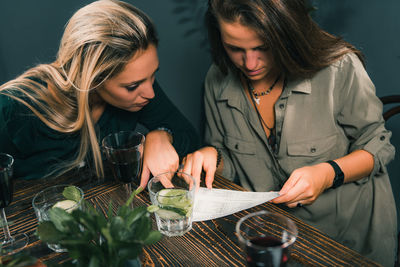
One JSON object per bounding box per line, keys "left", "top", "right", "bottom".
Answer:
{"left": 271, "top": 163, "right": 334, "bottom": 208}
{"left": 139, "top": 130, "right": 179, "bottom": 189}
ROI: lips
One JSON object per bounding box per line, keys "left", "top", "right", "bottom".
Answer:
{"left": 245, "top": 68, "right": 263, "bottom": 77}
{"left": 135, "top": 101, "right": 149, "bottom": 107}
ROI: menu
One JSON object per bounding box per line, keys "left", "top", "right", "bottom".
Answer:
{"left": 192, "top": 187, "right": 280, "bottom": 222}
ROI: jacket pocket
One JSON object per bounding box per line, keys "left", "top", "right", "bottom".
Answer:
{"left": 224, "top": 135, "right": 256, "bottom": 155}
{"left": 287, "top": 134, "right": 337, "bottom": 157}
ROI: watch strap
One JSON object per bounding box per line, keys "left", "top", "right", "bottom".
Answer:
{"left": 326, "top": 160, "right": 344, "bottom": 189}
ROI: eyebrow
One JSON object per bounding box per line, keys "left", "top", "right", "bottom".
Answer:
{"left": 119, "top": 67, "right": 160, "bottom": 87}
{"left": 224, "top": 42, "right": 267, "bottom": 50}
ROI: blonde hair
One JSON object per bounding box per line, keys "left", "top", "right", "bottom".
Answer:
{"left": 0, "top": 0, "right": 158, "bottom": 178}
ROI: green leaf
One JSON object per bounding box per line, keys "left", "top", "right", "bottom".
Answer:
{"left": 131, "top": 216, "right": 152, "bottom": 241}
{"left": 117, "top": 243, "right": 142, "bottom": 260}
{"left": 117, "top": 205, "right": 129, "bottom": 218}
{"left": 125, "top": 187, "right": 143, "bottom": 207}
{"left": 125, "top": 207, "right": 148, "bottom": 228}
{"left": 49, "top": 207, "right": 73, "bottom": 232}
{"left": 110, "top": 216, "right": 125, "bottom": 240}
{"left": 101, "top": 227, "right": 113, "bottom": 245}
{"left": 63, "top": 185, "right": 82, "bottom": 202}
{"left": 0, "top": 251, "right": 37, "bottom": 267}
{"left": 107, "top": 200, "right": 114, "bottom": 219}
{"left": 88, "top": 255, "right": 100, "bottom": 267}
{"left": 143, "top": 230, "right": 163, "bottom": 245}
{"left": 36, "top": 221, "right": 64, "bottom": 243}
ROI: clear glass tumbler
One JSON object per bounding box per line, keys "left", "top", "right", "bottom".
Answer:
{"left": 32, "top": 184, "right": 84, "bottom": 252}
{"left": 148, "top": 171, "right": 196, "bottom": 237}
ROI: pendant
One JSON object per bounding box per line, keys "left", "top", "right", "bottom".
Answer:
{"left": 254, "top": 96, "right": 260, "bottom": 105}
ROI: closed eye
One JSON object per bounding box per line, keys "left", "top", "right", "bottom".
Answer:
{"left": 126, "top": 83, "right": 140, "bottom": 92}
{"left": 225, "top": 44, "right": 243, "bottom": 52}
{"left": 256, "top": 45, "right": 270, "bottom": 51}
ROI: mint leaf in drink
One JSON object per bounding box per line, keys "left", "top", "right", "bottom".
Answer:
{"left": 62, "top": 186, "right": 82, "bottom": 203}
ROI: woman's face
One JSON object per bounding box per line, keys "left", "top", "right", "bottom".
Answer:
{"left": 218, "top": 18, "right": 275, "bottom": 82}
{"left": 98, "top": 44, "right": 159, "bottom": 112}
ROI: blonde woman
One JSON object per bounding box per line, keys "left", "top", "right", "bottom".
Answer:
{"left": 0, "top": 0, "right": 199, "bottom": 184}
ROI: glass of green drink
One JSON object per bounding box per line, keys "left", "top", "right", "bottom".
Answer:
{"left": 32, "top": 184, "right": 84, "bottom": 252}
{"left": 147, "top": 171, "right": 196, "bottom": 237}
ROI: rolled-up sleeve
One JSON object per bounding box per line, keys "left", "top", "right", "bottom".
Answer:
{"left": 336, "top": 54, "right": 395, "bottom": 180}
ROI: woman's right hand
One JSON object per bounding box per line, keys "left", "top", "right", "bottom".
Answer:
{"left": 180, "top": 146, "right": 219, "bottom": 189}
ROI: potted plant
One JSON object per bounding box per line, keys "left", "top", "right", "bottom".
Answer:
{"left": 36, "top": 186, "right": 162, "bottom": 267}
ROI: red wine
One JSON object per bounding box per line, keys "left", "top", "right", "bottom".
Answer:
{"left": 245, "top": 236, "right": 289, "bottom": 267}
{"left": 110, "top": 160, "right": 141, "bottom": 183}
{"left": 0, "top": 170, "right": 13, "bottom": 208}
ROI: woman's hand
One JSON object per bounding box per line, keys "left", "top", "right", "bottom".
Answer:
{"left": 271, "top": 163, "right": 334, "bottom": 208}
{"left": 139, "top": 130, "right": 179, "bottom": 189}
{"left": 180, "top": 146, "right": 218, "bottom": 189}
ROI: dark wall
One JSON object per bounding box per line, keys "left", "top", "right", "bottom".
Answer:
{"left": 0, "top": 0, "right": 211, "bottom": 133}
{"left": 1, "top": 1, "right": 399, "bottom": 223}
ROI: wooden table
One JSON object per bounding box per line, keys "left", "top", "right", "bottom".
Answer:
{"left": 3, "top": 169, "right": 381, "bottom": 267}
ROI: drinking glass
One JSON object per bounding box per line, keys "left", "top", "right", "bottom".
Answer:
{"left": 148, "top": 171, "right": 196, "bottom": 237}
{"left": 32, "top": 184, "right": 84, "bottom": 252}
{"left": 236, "top": 210, "right": 298, "bottom": 267}
{"left": 102, "top": 131, "right": 144, "bottom": 193}
{"left": 0, "top": 153, "right": 29, "bottom": 256}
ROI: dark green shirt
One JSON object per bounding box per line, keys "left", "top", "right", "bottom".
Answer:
{"left": 0, "top": 81, "right": 199, "bottom": 180}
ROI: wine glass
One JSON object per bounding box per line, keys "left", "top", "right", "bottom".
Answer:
{"left": 0, "top": 153, "right": 29, "bottom": 256}
{"left": 102, "top": 131, "right": 145, "bottom": 193}
{"left": 236, "top": 210, "right": 297, "bottom": 267}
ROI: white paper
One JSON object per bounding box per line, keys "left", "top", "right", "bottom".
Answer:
{"left": 192, "top": 187, "right": 280, "bottom": 222}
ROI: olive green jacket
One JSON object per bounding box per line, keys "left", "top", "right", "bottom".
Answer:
{"left": 204, "top": 53, "right": 396, "bottom": 266}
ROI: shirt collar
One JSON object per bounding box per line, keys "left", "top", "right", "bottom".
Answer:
{"left": 281, "top": 78, "right": 312, "bottom": 98}
{"left": 216, "top": 71, "right": 312, "bottom": 103}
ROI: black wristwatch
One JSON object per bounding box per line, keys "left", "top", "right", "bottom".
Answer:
{"left": 326, "top": 160, "right": 344, "bottom": 189}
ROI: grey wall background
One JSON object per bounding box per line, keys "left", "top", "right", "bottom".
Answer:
{"left": 1, "top": 1, "right": 399, "bottom": 227}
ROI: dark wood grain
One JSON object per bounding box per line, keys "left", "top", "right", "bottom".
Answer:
{"left": 1, "top": 169, "right": 381, "bottom": 267}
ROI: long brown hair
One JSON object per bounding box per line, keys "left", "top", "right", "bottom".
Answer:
{"left": 0, "top": 0, "right": 158, "bottom": 178}
{"left": 206, "top": 0, "right": 364, "bottom": 78}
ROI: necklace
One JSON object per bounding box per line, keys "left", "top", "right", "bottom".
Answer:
{"left": 246, "top": 79, "right": 274, "bottom": 132}
{"left": 248, "top": 74, "right": 281, "bottom": 105}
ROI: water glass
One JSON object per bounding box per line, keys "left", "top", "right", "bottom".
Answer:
{"left": 32, "top": 184, "right": 84, "bottom": 252}
{"left": 102, "top": 131, "right": 144, "bottom": 186}
{"left": 148, "top": 171, "right": 196, "bottom": 237}
{"left": 236, "top": 210, "right": 298, "bottom": 267}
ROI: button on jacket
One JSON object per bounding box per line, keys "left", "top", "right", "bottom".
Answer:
{"left": 204, "top": 53, "right": 396, "bottom": 266}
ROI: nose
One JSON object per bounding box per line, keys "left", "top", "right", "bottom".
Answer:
{"left": 244, "top": 50, "right": 258, "bottom": 70}
{"left": 142, "top": 80, "right": 155, "bottom": 99}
